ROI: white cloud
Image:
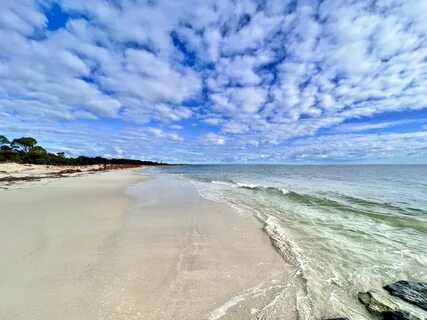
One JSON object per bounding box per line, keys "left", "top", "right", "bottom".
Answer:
{"left": 332, "top": 119, "right": 427, "bottom": 133}
{"left": 1, "top": 0, "right": 427, "bottom": 162}
{"left": 198, "top": 132, "right": 226, "bottom": 146}
{"left": 0, "top": 0, "right": 46, "bottom": 35}
{"left": 0, "top": 1, "right": 202, "bottom": 124}
{"left": 211, "top": 87, "right": 268, "bottom": 115}
{"left": 169, "top": 124, "right": 184, "bottom": 130}
{"left": 202, "top": 118, "right": 223, "bottom": 126}
{"left": 145, "top": 127, "right": 183, "bottom": 142}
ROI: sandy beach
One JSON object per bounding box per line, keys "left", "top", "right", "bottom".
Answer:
{"left": 0, "top": 167, "right": 291, "bottom": 320}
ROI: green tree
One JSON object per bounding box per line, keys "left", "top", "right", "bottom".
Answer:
{"left": 11, "top": 137, "right": 37, "bottom": 153}
{"left": 57, "top": 152, "right": 65, "bottom": 158}
{"left": 0, "top": 135, "right": 10, "bottom": 146}
{"left": 30, "top": 146, "right": 47, "bottom": 155}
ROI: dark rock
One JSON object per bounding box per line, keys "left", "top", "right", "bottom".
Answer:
{"left": 358, "top": 290, "right": 427, "bottom": 320}
{"left": 322, "top": 318, "right": 350, "bottom": 320}
{"left": 384, "top": 281, "right": 427, "bottom": 312}
{"left": 358, "top": 291, "right": 398, "bottom": 315}
{"left": 383, "top": 310, "right": 422, "bottom": 320}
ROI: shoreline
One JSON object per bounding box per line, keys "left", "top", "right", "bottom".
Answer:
{"left": 0, "top": 168, "right": 293, "bottom": 319}
{"left": 121, "top": 174, "right": 293, "bottom": 319}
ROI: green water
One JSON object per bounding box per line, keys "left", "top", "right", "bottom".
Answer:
{"left": 159, "top": 165, "right": 427, "bottom": 319}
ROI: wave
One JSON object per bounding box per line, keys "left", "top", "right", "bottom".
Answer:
{"left": 179, "top": 170, "right": 427, "bottom": 319}
{"left": 337, "top": 193, "right": 427, "bottom": 216}
{"left": 263, "top": 216, "right": 303, "bottom": 267}
{"left": 262, "top": 216, "right": 315, "bottom": 319}
{"left": 208, "top": 179, "right": 290, "bottom": 195}
{"left": 235, "top": 182, "right": 259, "bottom": 189}
{"left": 285, "top": 192, "right": 427, "bottom": 232}
{"left": 211, "top": 180, "right": 237, "bottom": 188}
{"left": 207, "top": 178, "right": 424, "bottom": 215}
{"left": 190, "top": 177, "right": 316, "bottom": 318}
{"left": 206, "top": 178, "right": 427, "bottom": 232}
{"left": 201, "top": 179, "right": 308, "bottom": 270}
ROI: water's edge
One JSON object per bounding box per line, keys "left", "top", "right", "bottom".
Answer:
{"left": 153, "top": 165, "right": 427, "bottom": 320}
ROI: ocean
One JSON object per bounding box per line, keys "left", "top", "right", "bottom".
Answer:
{"left": 157, "top": 165, "right": 427, "bottom": 319}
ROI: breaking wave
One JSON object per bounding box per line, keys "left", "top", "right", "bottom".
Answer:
{"left": 205, "top": 179, "right": 427, "bottom": 232}
{"left": 161, "top": 164, "right": 427, "bottom": 319}
{"left": 196, "top": 179, "right": 316, "bottom": 318}
{"left": 208, "top": 179, "right": 290, "bottom": 195}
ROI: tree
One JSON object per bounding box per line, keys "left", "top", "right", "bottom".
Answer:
{"left": 11, "top": 137, "right": 37, "bottom": 153}
{"left": 57, "top": 152, "right": 65, "bottom": 158}
{"left": 30, "top": 146, "right": 47, "bottom": 155}
{"left": 0, "top": 135, "right": 10, "bottom": 146}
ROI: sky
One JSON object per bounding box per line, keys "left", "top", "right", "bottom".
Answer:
{"left": 1, "top": 0, "right": 427, "bottom": 164}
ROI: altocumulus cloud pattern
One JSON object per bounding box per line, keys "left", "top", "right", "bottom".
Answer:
{"left": 1, "top": 0, "right": 427, "bottom": 163}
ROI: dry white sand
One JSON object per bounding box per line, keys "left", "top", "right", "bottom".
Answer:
{"left": 0, "top": 169, "right": 144, "bottom": 319}
{"left": 0, "top": 170, "right": 292, "bottom": 320}
{"left": 0, "top": 163, "right": 107, "bottom": 179}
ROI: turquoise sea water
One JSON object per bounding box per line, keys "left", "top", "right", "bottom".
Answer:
{"left": 158, "top": 165, "right": 427, "bottom": 319}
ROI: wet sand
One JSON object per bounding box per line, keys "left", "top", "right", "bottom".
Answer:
{"left": 0, "top": 170, "right": 291, "bottom": 319}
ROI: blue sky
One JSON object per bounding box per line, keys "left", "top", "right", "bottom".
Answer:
{"left": 1, "top": 0, "right": 426, "bottom": 163}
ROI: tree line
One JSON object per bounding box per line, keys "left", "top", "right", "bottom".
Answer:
{"left": 0, "top": 135, "right": 166, "bottom": 166}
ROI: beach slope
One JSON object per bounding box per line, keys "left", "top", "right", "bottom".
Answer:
{"left": 0, "top": 171, "right": 290, "bottom": 319}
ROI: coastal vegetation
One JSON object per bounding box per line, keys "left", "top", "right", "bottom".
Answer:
{"left": 0, "top": 135, "right": 164, "bottom": 166}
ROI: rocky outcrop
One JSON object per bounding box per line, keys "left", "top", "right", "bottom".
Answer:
{"left": 358, "top": 291, "right": 400, "bottom": 315}
{"left": 382, "top": 310, "right": 422, "bottom": 320}
{"left": 358, "top": 288, "right": 426, "bottom": 320}
{"left": 384, "top": 281, "right": 427, "bottom": 312}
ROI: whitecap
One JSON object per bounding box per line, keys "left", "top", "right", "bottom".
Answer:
{"left": 236, "top": 182, "right": 258, "bottom": 189}
{"left": 280, "top": 188, "right": 290, "bottom": 194}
